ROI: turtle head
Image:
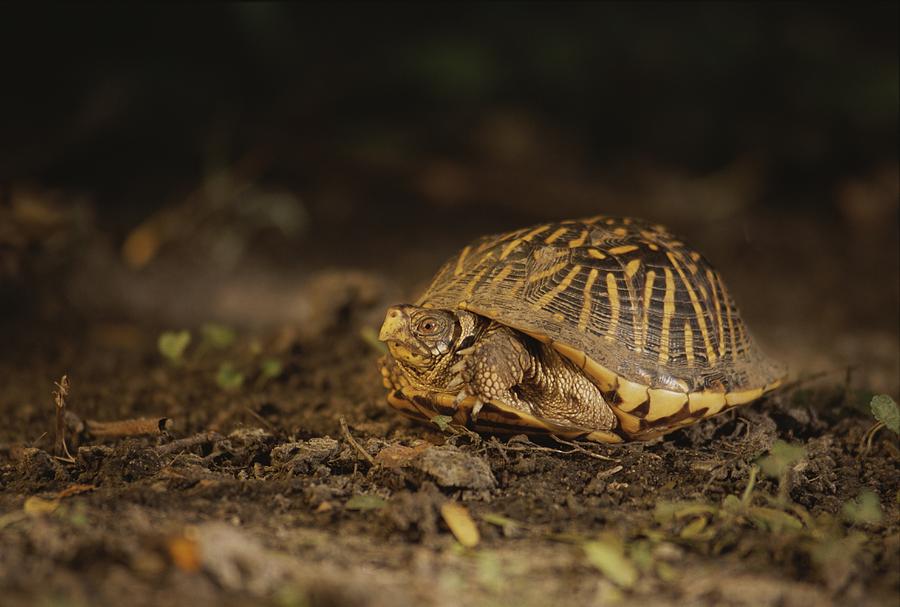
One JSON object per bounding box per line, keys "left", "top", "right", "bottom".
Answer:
{"left": 379, "top": 304, "right": 476, "bottom": 370}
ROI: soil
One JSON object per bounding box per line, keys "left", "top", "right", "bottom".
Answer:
{"left": 0, "top": 10, "right": 897, "bottom": 598}
{"left": 1, "top": 162, "right": 898, "bottom": 607}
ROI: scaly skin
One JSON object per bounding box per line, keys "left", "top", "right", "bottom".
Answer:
{"left": 379, "top": 305, "right": 616, "bottom": 432}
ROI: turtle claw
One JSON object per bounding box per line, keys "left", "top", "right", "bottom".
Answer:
{"left": 456, "top": 346, "right": 476, "bottom": 356}
{"left": 450, "top": 360, "right": 466, "bottom": 374}
{"left": 455, "top": 389, "right": 469, "bottom": 405}
{"left": 446, "top": 374, "right": 464, "bottom": 390}
{"left": 471, "top": 399, "right": 484, "bottom": 420}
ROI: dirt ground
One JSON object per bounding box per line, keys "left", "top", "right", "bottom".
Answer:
{"left": 0, "top": 7, "right": 898, "bottom": 605}
{"left": 1, "top": 149, "right": 898, "bottom": 607}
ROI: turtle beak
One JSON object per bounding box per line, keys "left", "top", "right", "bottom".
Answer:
{"left": 379, "top": 305, "right": 410, "bottom": 343}
{"left": 380, "top": 305, "right": 433, "bottom": 367}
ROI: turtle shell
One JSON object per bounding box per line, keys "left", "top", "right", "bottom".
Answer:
{"left": 413, "top": 215, "right": 785, "bottom": 441}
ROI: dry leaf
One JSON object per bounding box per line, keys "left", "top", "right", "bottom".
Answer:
{"left": 374, "top": 443, "right": 430, "bottom": 469}
{"left": 24, "top": 496, "right": 59, "bottom": 515}
{"left": 440, "top": 502, "right": 480, "bottom": 548}
{"left": 167, "top": 536, "right": 201, "bottom": 572}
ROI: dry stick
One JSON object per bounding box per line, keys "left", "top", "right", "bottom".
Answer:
{"left": 501, "top": 434, "right": 619, "bottom": 461}
{"left": 156, "top": 432, "right": 223, "bottom": 455}
{"left": 86, "top": 417, "right": 172, "bottom": 438}
{"left": 777, "top": 366, "right": 855, "bottom": 394}
{"left": 53, "top": 375, "right": 75, "bottom": 463}
{"left": 243, "top": 407, "right": 277, "bottom": 433}
{"left": 339, "top": 416, "right": 375, "bottom": 466}
{"left": 549, "top": 434, "right": 619, "bottom": 461}
{"left": 501, "top": 441, "right": 588, "bottom": 457}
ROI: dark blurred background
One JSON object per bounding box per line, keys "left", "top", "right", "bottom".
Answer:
{"left": 0, "top": 3, "right": 897, "bottom": 389}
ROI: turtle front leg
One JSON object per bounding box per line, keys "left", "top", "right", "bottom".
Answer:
{"left": 448, "top": 326, "right": 535, "bottom": 418}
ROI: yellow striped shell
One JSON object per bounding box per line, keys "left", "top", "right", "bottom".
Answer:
{"left": 416, "top": 215, "right": 785, "bottom": 442}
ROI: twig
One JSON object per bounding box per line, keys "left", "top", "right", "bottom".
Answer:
{"left": 549, "top": 435, "right": 619, "bottom": 461}
{"left": 860, "top": 421, "right": 885, "bottom": 456}
{"left": 595, "top": 464, "right": 624, "bottom": 481}
{"left": 501, "top": 437, "right": 592, "bottom": 458}
{"left": 53, "top": 375, "right": 75, "bottom": 463}
{"left": 498, "top": 435, "right": 620, "bottom": 461}
{"left": 243, "top": 407, "right": 277, "bottom": 433}
{"left": 339, "top": 416, "right": 375, "bottom": 466}
{"left": 86, "top": 417, "right": 172, "bottom": 438}
{"left": 777, "top": 366, "right": 856, "bottom": 394}
{"left": 156, "top": 432, "right": 223, "bottom": 455}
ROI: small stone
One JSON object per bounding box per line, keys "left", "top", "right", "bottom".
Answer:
{"left": 411, "top": 445, "right": 496, "bottom": 490}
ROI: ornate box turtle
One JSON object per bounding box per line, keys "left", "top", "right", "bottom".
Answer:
{"left": 378, "top": 216, "right": 785, "bottom": 443}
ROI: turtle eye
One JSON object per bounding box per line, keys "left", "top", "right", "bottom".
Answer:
{"left": 416, "top": 315, "right": 444, "bottom": 336}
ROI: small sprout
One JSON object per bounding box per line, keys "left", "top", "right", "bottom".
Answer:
{"left": 360, "top": 326, "right": 388, "bottom": 355}
{"left": 740, "top": 465, "right": 760, "bottom": 506}
{"left": 584, "top": 537, "right": 639, "bottom": 589}
{"left": 158, "top": 330, "right": 191, "bottom": 364}
{"left": 483, "top": 513, "right": 521, "bottom": 537}
{"left": 808, "top": 531, "right": 867, "bottom": 590}
{"left": 747, "top": 506, "right": 804, "bottom": 532}
{"left": 758, "top": 441, "right": 807, "bottom": 504}
{"left": 679, "top": 516, "right": 710, "bottom": 539}
{"left": 201, "top": 323, "right": 236, "bottom": 349}
{"left": 345, "top": 494, "right": 387, "bottom": 511}
{"left": 431, "top": 414, "right": 453, "bottom": 432}
{"left": 870, "top": 394, "right": 899, "bottom": 435}
{"left": 441, "top": 502, "right": 480, "bottom": 548}
{"left": 475, "top": 551, "right": 504, "bottom": 593}
{"left": 653, "top": 501, "right": 716, "bottom": 524}
{"left": 215, "top": 363, "right": 244, "bottom": 391}
{"left": 842, "top": 489, "right": 883, "bottom": 525}
{"left": 259, "top": 358, "right": 283, "bottom": 382}
{"left": 757, "top": 440, "right": 807, "bottom": 479}
{"left": 655, "top": 561, "right": 678, "bottom": 583}
{"left": 721, "top": 494, "right": 743, "bottom": 515}
{"left": 627, "top": 540, "right": 654, "bottom": 572}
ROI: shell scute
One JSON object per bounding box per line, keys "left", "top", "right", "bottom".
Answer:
{"left": 417, "top": 216, "right": 785, "bottom": 438}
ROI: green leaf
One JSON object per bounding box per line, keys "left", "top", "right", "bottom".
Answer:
{"left": 747, "top": 506, "right": 804, "bottom": 532}
{"left": 721, "top": 494, "right": 743, "bottom": 514}
{"left": 584, "top": 539, "right": 639, "bottom": 589}
{"left": 627, "top": 540, "right": 653, "bottom": 572}
{"left": 483, "top": 513, "right": 521, "bottom": 536}
{"left": 201, "top": 323, "right": 236, "bottom": 349}
{"left": 431, "top": 415, "right": 453, "bottom": 432}
{"left": 870, "top": 394, "right": 899, "bottom": 435}
{"left": 842, "top": 489, "right": 883, "bottom": 525}
{"left": 215, "top": 362, "right": 244, "bottom": 391}
{"left": 653, "top": 500, "right": 716, "bottom": 524}
{"left": 259, "top": 358, "right": 283, "bottom": 381}
{"left": 359, "top": 326, "right": 388, "bottom": 355}
{"left": 808, "top": 532, "right": 867, "bottom": 578}
{"left": 158, "top": 330, "right": 191, "bottom": 364}
{"left": 345, "top": 494, "right": 387, "bottom": 511}
{"left": 757, "top": 440, "right": 807, "bottom": 479}
{"left": 679, "top": 516, "right": 710, "bottom": 539}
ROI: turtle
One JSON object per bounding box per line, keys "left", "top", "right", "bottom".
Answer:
{"left": 378, "top": 215, "right": 785, "bottom": 443}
